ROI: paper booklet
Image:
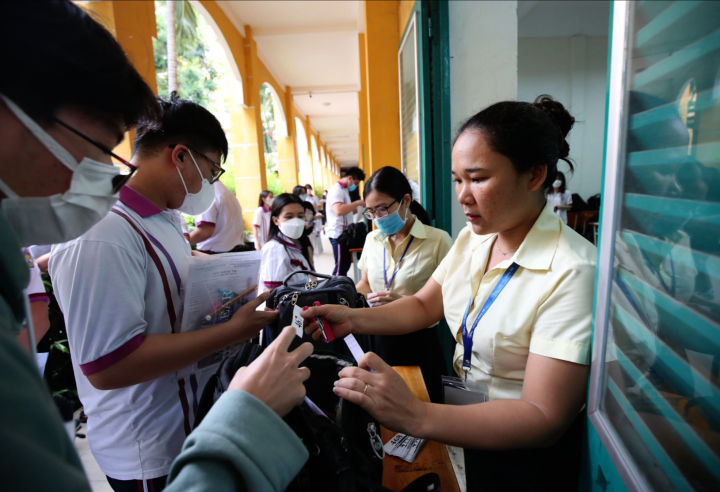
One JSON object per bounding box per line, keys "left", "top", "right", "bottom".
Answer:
{"left": 383, "top": 433, "right": 427, "bottom": 463}
{"left": 177, "top": 251, "right": 262, "bottom": 379}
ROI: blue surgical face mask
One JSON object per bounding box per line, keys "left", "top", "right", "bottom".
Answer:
{"left": 348, "top": 184, "right": 358, "bottom": 192}
{"left": 374, "top": 201, "right": 409, "bottom": 235}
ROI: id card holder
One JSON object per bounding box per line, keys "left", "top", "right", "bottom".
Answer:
{"left": 441, "top": 375, "right": 489, "bottom": 406}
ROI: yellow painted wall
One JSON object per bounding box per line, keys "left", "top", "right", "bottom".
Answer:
{"left": 358, "top": 33, "right": 369, "bottom": 173}
{"left": 399, "top": 1, "right": 415, "bottom": 36}
{"left": 364, "top": 0, "right": 402, "bottom": 175}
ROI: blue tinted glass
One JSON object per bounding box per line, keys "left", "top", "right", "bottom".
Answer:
{"left": 600, "top": 2, "right": 720, "bottom": 490}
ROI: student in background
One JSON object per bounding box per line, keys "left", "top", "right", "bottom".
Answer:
{"left": 253, "top": 190, "right": 273, "bottom": 250}
{"left": 16, "top": 247, "right": 51, "bottom": 352}
{"left": 189, "top": 179, "right": 246, "bottom": 253}
{"left": 259, "top": 194, "right": 314, "bottom": 292}
{"left": 356, "top": 166, "right": 453, "bottom": 402}
{"left": 304, "top": 183, "right": 322, "bottom": 213}
{"left": 326, "top": 167, "right": 366, "bottom": 276}
{"left": 50, "top": 94, "right": 277, "bottom": 491}
{"left": 547, "top": 171, "right": 573, "bottom": 224}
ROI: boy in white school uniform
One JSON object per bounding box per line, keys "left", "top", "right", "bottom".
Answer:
{"left": 50, "top": 94, "right": 277, "bottom": 492}
{"left": 326, "top": 167, "right": 365, "bottom": 276}
{"left": 188, "top": 179, "right": 246, "bottom": 253}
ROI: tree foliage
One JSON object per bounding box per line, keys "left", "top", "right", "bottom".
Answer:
{"left": 154, "top": 0, "right": 218, "bottom": 107}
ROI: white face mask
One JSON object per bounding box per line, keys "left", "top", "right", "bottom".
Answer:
{"left": 176, "top": 150, "right": 215, "bottom": 215}
{"left": 0, "top": 94, "right": 120, "bottom": 247}
{"left": 553, "top": 180, "right": 563, "bottom": 189}
{"left": 266, "top": 198, "right": 274, "bottom": 207}
{"left": 279, "top": 217, "right": 305, "bottom": 239}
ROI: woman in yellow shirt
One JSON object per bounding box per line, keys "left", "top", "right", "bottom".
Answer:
{"left": 356, "top": 166, "right": 453, "bottom": 402}
{"left": 303, "top": 96, "right": 596, "bottom": 491}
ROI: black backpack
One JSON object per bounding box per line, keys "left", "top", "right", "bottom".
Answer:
{"left": 337, "top": 221, "right": 368, "bottom": 250}
{"left": 264, "top": 270, "right": 374, "bottom": 356}
{"left": 194, "top": 343, "right": 442, "bottom": 492}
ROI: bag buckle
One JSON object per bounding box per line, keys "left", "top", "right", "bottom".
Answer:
{"left": 305, "top": 280, "right": 318, "bottom": 290}
{"left": 367, "top": 423, "right": 385, "bottom": 460}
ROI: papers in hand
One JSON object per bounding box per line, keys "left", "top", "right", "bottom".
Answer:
{"left": 383, "top": 433, "right": 426, "bottom": 463}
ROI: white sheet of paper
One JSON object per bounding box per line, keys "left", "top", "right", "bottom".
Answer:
{"left": 292, "top": 305, "right": 304, "bottom": 338}
{"left": 344, "top": 334, "right": 365, "bottom": 363}
{"left": 383, "top": 433, "right": 426, "bottom": 463}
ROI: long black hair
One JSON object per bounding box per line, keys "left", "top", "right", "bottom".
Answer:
{"left": 455, "top": 95, "right": 575, "bottom": 192}
{"left": 364, "top": 166, "right": 432, "bottom": 226}
{"left": 267, "top": 193, "right": 313, "bottom": 269}
{"left": 258, "top": 190, "right": 272, "bottom": 208}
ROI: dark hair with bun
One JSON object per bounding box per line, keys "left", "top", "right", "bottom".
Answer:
{"left": 454, "top": 95, "right": 575, "bottom": 191}
{"left": 364, "top": 166, "right": 432, "bottom": 226}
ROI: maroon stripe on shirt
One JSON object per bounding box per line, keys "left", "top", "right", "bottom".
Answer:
{"left": 110, "top": 209, "right": 177, "bottom": 332}
{"left": 80, "top": 334, "right": 144, "bottom": 376}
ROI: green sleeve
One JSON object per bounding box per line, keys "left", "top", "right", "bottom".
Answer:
{"left": 166, "top": 390, "right": 309, "bottom": 492}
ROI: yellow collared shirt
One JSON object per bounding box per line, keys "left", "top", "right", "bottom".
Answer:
{"left": 358, "top": 215, "right": 453, "bottom": 297}
{"left": 432, "top": 204, "right": 597, "bottom": 400}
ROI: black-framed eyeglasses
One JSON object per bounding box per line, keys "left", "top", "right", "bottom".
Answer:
{"left": 52, "top": 117, "right": 135, "bottom": 194}
{"left": 169, "top": 144, "right": 225, "bottom": 184}
{"left": 363, "top": 200, "right": 398, "bottom": 220}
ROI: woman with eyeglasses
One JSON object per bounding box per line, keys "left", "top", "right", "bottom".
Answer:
{"left": 356, "top": 166, "right": 453, "bottom": 402}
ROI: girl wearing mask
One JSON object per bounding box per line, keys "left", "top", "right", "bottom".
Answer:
{"left": 253, "top": 190, "right": 273, "bottom": 250}
{"left": 259, "top": 193, "right": 314, "bottom": 292}
{"left": 356, "top": 166, "right": 453, "bottom": 402}
{"left": 547, "top": 171, "right": 573, "bottom": 224}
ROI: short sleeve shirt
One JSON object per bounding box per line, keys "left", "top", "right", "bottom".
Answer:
{"left": 432, "top": 204, "right": 596, "bottom": 401}
{"left": 358, "top": 216, "right": 453, "bottom": 296}
{"left": 253, "top": 206, "right": 271, "bottom": 248}
{"left": 259, "top": 236, "right": 311, "bottom": 292}
{"left": 49, "top": 186, "right": 204, "bottom": 480}
{"left": 193, "top": 181, "right": 245, "bottom": 252}
{"left": 326, "top": 182, "right": 352, "bottom": 239}
{"left": 22, "top": 248, "right": 48, "bottom": 304}
{"left": 547, "top": 190, "right": 573, "bottom": 224}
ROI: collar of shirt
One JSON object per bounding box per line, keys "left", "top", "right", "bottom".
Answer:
{"left": 277, "top": 233, "right": 301, "bottom": 250}
{"left": 119, "top": 186, "right": 163, "bottom": 218}
{"left": 261, "top": 205, "right": 269, "bottom": 213}
{"left": 374, "top": 214, "right": 425, "bottom": 261}
{"left": 337, "top": 180, "right": 346, "bottom": 189}
{"left": 467, "top": 204, "right": 560, "bottom": 296}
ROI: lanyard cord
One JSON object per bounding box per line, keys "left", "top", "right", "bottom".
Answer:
{"left": 461, "top": 262, "right": 520, "bottom": 380}
{"left": 383, "top": 237, "right": 414, "bottom": 291}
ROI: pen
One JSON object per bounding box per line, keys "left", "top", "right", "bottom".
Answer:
{"left": 204, "top": 285, "right": 259, "bottom": 321}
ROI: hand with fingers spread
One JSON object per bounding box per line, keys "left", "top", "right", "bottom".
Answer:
{"left": 300, "top": 304, "right": 355, "bottom": 341}
{"left": 229, "top": 290, "right": 279, "bottom": 343}
{"left": 366, "top": 291, "right": 403, "bottom": 307}
{"left": 333, "top": 352, "right": 428, "bottom": 437}
{"left": 229, "top": 326, "right": 313, "bottom": 417}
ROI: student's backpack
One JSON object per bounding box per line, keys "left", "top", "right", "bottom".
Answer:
{"left": 194, "top": 342, "right": 442, "bottom": 492}
{"left": 337, "top": 221, "right": 368, "bottom": 250}
{"left": 264, "top": 270, "right": 374, "bottom": 356}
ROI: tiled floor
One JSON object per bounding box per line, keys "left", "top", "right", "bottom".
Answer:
{"left": 75, "top": 233, "right": 338, "bottom": 492}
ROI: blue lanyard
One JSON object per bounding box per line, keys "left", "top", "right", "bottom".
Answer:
{"left": 383, "top": 237, "right": 414, "bottom": 291}
{"left": 614, "top": 273, "right": 652, "bottom": 329}
{"left": 639, "top": 249, "right": 675, "bottom": 297}
{"left": 461, "top": 262, "right": 520, "bottom": 379}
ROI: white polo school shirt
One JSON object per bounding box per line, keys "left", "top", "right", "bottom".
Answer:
{"left": 259, "top": 235, "right": 310, "bottom": 292}
{"left": 326, "top": 181, "right": 353, "bottom": 239}
{"left": 50, "top": 186, "right": 206, "bottom": 480}
{"left": 193, "top": 180, "right": 245, "bottom": 253}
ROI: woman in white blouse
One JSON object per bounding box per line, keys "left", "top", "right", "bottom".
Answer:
{"left": 547, "top": 171, "right": 573, "bottom": 224}
{"left": 303, "top": 96, "right": 596, "bottom": 491}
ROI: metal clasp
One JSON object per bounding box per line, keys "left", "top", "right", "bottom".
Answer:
{"left": 367, "top": 423, "right": 385, "bottom": 460}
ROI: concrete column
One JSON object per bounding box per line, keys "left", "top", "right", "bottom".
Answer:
{"left": 358, "top": 33, "right": 369, "bottom": 172}
{"left": 448, "top": 1, "right": 517, "bottom": 237}
{"left": 278, "top": 85, "right": 299, "bottom": 193}
{"left": 236, "top": 26, "right": 267, "bottom": 229}
{"left": 364, "top": 0, "right": 401, "bottom": 175}
{"left": 76, "top": 1, "right": 157, "bottom": 160}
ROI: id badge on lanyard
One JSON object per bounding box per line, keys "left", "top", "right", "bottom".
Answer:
{"left": 462, "top": 262, "right": 520, "bottom": 378}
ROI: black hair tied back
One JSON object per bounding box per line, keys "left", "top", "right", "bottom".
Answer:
{"left": 455, "top": 94, "right": 575, "bottom": 191}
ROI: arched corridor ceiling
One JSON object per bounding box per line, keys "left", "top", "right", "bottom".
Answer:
{"left": 217, "top": 0, "right": 362, "bottom": 166}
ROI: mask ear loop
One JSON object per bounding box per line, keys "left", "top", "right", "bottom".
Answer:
{"left": 176, "top": 148, "right": 204, "bottom": 196}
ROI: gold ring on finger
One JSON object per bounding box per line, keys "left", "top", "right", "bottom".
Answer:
{"left": 363, "top": 384, "right": 369, "bottom": 395}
